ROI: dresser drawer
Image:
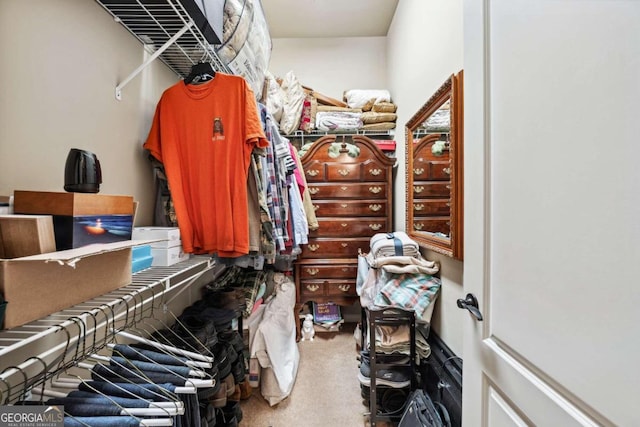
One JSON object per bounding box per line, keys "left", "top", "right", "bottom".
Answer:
{"left": 301, "top": 238, "right": 370, "bottom": 258}
{"left": 413, "top": 160, "right": 450, "bottom": 181}
{"left": 413, "top": 217, "right": 450, "bottom": 235}
{"left": 412, "top": 199, "right": 450, "bottom": 216}
{"left": 307, "top": 183, "right": 387, "bottom": 199}
{"left": 311, "top": 200, "right": 388, "bottom": 217}
{"left": 299, "top": 264, "right": 357, "bottom": 279}
{"left": 305, "top": 159, "right": 390, "bottom": 183}
{"left": 413, "top": 182, "right": 451, "bottom": 198}
{"left": 326, "top": 281, "right": 357, "bottom": 297}
{"left": 310, "top": 218, "right": 389, "bottom": 237}
{"left": 299, "top": 279, "right": 357, "bottom": 298}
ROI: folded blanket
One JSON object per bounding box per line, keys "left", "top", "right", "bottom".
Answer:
{"left": 370, "top": 231, "right": 420, "bottom": 259}
{"left": 366, "top": 254, "right": 440, "bottom": 275}
{"left": 315, "top": 111, "right": 362, "bottom": 132}
{"left": 344, "top": 89, "right": 392, "bottom": 109}
{"left": 374, "top": 272, "right": 442, "bottom": 318}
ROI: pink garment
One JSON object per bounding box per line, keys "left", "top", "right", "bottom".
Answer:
{"left": 252, "top": 298, "right": 263, "bottom": 314}
{"left": 288, "top": 142, "right": 305, "bottom": 196}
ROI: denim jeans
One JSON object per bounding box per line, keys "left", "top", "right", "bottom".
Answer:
{"left": 62, "top": 392, "right": 154, "bottom": 408}
{"left": 91, "top": 363, "right": 189, "bottom": 385}
{"left": 79, "top": 381, "right": 176, "bottom": 400}
{"left": 64, "top": 415, "right": 141, "bottom": 427}
{"left": 180, "top": 393, "right": 201, "bottom": 427}
{"left": 48, "top": 399, "right": 122, "bottom": 417}
{"left": 110, "top": 355, "right": 192, "bottom": 377}
{"left": 113, "top": 344, "right": 189, "bottom": 366}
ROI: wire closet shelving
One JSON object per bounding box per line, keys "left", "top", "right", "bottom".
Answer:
{"left": 94, "top": 0, "right": 230, "bottom": 99}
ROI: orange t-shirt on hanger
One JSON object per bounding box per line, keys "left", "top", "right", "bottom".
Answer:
{"left": 144, "top": 73, "right": 268, "bottom": 256}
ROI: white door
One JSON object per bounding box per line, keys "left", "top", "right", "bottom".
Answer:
{"left": 462, "top": 1, "right": 640, "bottom": 426}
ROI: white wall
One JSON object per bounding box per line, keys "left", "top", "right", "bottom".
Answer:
{"left": 387, "top": 0, "right": 464, "bottom": 354}
{"left": 269, "top": 37, "right": 388, "bottom": 101}
{"left": 0, "top": 0, "right": 178, "bottom": 226}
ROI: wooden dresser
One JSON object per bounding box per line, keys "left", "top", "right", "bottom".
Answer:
{"left": 294, "top": 135, "right": 395, "bottom": 335}
{"left": 411, "top": 134, "right": 451, "bottom": 236}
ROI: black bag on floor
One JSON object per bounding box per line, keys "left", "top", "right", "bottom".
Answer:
{"left": 398, "top": 389, "right": 451, "bottom": 427}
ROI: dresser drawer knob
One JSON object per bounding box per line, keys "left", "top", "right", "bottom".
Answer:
{"left": 306, "top": 268, "right": 319, "bottom": 276}
{"left": 414, "top": 203, "right": 425, "bottom": 211}
{"left": 368, "top": 204, "right": 382, "bottom": 212}
{"left": 340, "top": 203, "right": 348, "bottom": 208}
{"left": 414, "top": 167, "right": 425, "bottom": 175}
{"left": 368, "top": 186, "right": 382, "bottom": 194}
{"left": 369, "top": 224, "right": 382, "bottom": 230}
{"left": 446, "top": 184, "right": 451, "bottom": 190}
{"left": 338, "top": 169, "right": 350, "bottom": 176}
{"left": 414, "top": 186, "right": 424, "bottom": 194}
{"left": 340, "top": 186, "right": 348, "bottom": 191}
{"left": 338, "top": 284, "right": 351, "bottom": 292}
{"left": 341, "top": 267, "right": 349, "bottom": 272}
{"left": 341, "top": 243, "right": 348, "bottom": 248}
{"left": 309, "top": 187, "right": 320, "bottom": 195}
{"left": 443, "top": 167, "right": 451, "bottom": 175}
{"left": 307, "top": 169, "right": 320, "bottom": 177}
{"left": 446, "top": 202, "right": 451, "bottom": 207}
{"left": 313, "top": 205, "right": 319, "bottom": 211}
{"left": 306, "top": 284, "right": 320, "bottom": 292}
{"left": 369, "top": 168, "right": 382, "bottom": 176}
{"left": 414, "top": 223, "right": 424, "bottom": 231}
{"left": 308, "top": 244, "right": 320, "bottom": 252}
{"left": 341, "top": 223, "right": 348, "bottom": 228}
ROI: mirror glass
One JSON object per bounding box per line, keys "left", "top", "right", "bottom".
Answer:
{"left": 405, "top": 71, "right": 463, "bottom": 259}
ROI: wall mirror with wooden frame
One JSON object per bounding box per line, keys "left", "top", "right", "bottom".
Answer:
{"left": 405, "top": 71, "right": 463, "bottom": 259}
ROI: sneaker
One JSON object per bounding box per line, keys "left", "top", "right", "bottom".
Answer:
{"left": 380, "top": 387, "right": 408, "bottom": 415}
{"left": 358, "top": 351, "right": 411, "bottom": 388}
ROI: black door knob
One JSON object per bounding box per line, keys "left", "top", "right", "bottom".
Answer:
{"left": 457, "top": 293, "right": 483, "bottom": 321}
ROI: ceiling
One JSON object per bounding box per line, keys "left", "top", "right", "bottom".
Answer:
{"left": 260, "top": 0, "right": 399, "bottom": 38}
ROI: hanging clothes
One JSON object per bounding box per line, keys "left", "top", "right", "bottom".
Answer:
{"left": 144, "top": 72, "right": 268, "bottom": 256}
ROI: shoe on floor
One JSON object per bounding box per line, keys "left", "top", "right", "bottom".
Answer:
{"left": 358, "top": 351, "right": 411, "bottom": 388}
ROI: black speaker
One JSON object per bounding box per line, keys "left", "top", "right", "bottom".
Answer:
{"left": 64, "top": 148, "right": 102, "bottom": 193}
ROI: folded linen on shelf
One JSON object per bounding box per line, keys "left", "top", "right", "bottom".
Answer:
{"left": 315, "top": 111, "right": 363, "bottom": 132}
{"left": 366, "top": 254, "right": 439, "bottom": 275}
{"left": 370, "top": 231, "right": 420, "bottom": 258}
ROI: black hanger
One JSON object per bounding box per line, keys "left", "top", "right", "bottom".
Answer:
{"left": 184, "top": 61, "right": 215, "bottom": 84}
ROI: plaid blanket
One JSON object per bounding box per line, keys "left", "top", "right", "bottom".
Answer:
{"left": 374, "top": 272, "right": 441, "bottom": 317}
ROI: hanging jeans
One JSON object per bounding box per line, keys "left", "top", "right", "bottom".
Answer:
{"left": 47, "top": 400, "right": 123, "bottom": 417}
{"left": 91, "top": 363, "right": 190, "bottom": 385}
{"left": 64, "top": 415, "right": 141, "bottom": 427}
{"left": 79, "top": 381, "right": 176, "bottom": 400}
{"left": 109, "top": 356, "right": 193, "bottom": 377}
{"left": 65, "top": 390, "right": 156, "bottom": 408}
{"left": 112, "top": 344, "right": 190, "bottom": 366}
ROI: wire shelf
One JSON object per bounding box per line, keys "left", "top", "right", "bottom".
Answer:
{"left": 94, "top": 0, "right": 230, "bottom": 99}
{"left": 0, "top": 256, "right": 214, "bottom": 403}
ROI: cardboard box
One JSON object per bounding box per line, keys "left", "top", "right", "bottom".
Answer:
{"left": 0, "top": 241, "right": 137, "bottom": 329}
{"left": 132, "top": 227, "right": 182, "bottom": 248}
{"left": 151, "top": 246, "right": 189, "bottom": 266}
{"left": 13, "top": 191, "right": 134, "bottom": 250}
{"left": 0, "top": 215, "right": 57, "bottom": 258}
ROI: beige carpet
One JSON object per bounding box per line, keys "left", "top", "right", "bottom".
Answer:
{"left": 240, "top": 323, "right": 370, "bottom": 426}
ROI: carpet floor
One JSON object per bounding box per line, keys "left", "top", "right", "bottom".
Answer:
{"left": 239, "top": 322, "right": 371, "bottom": 426}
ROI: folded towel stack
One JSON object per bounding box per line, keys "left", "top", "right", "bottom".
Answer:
{"left": 370, "top": 231, "right": 420, "bottom": 259}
